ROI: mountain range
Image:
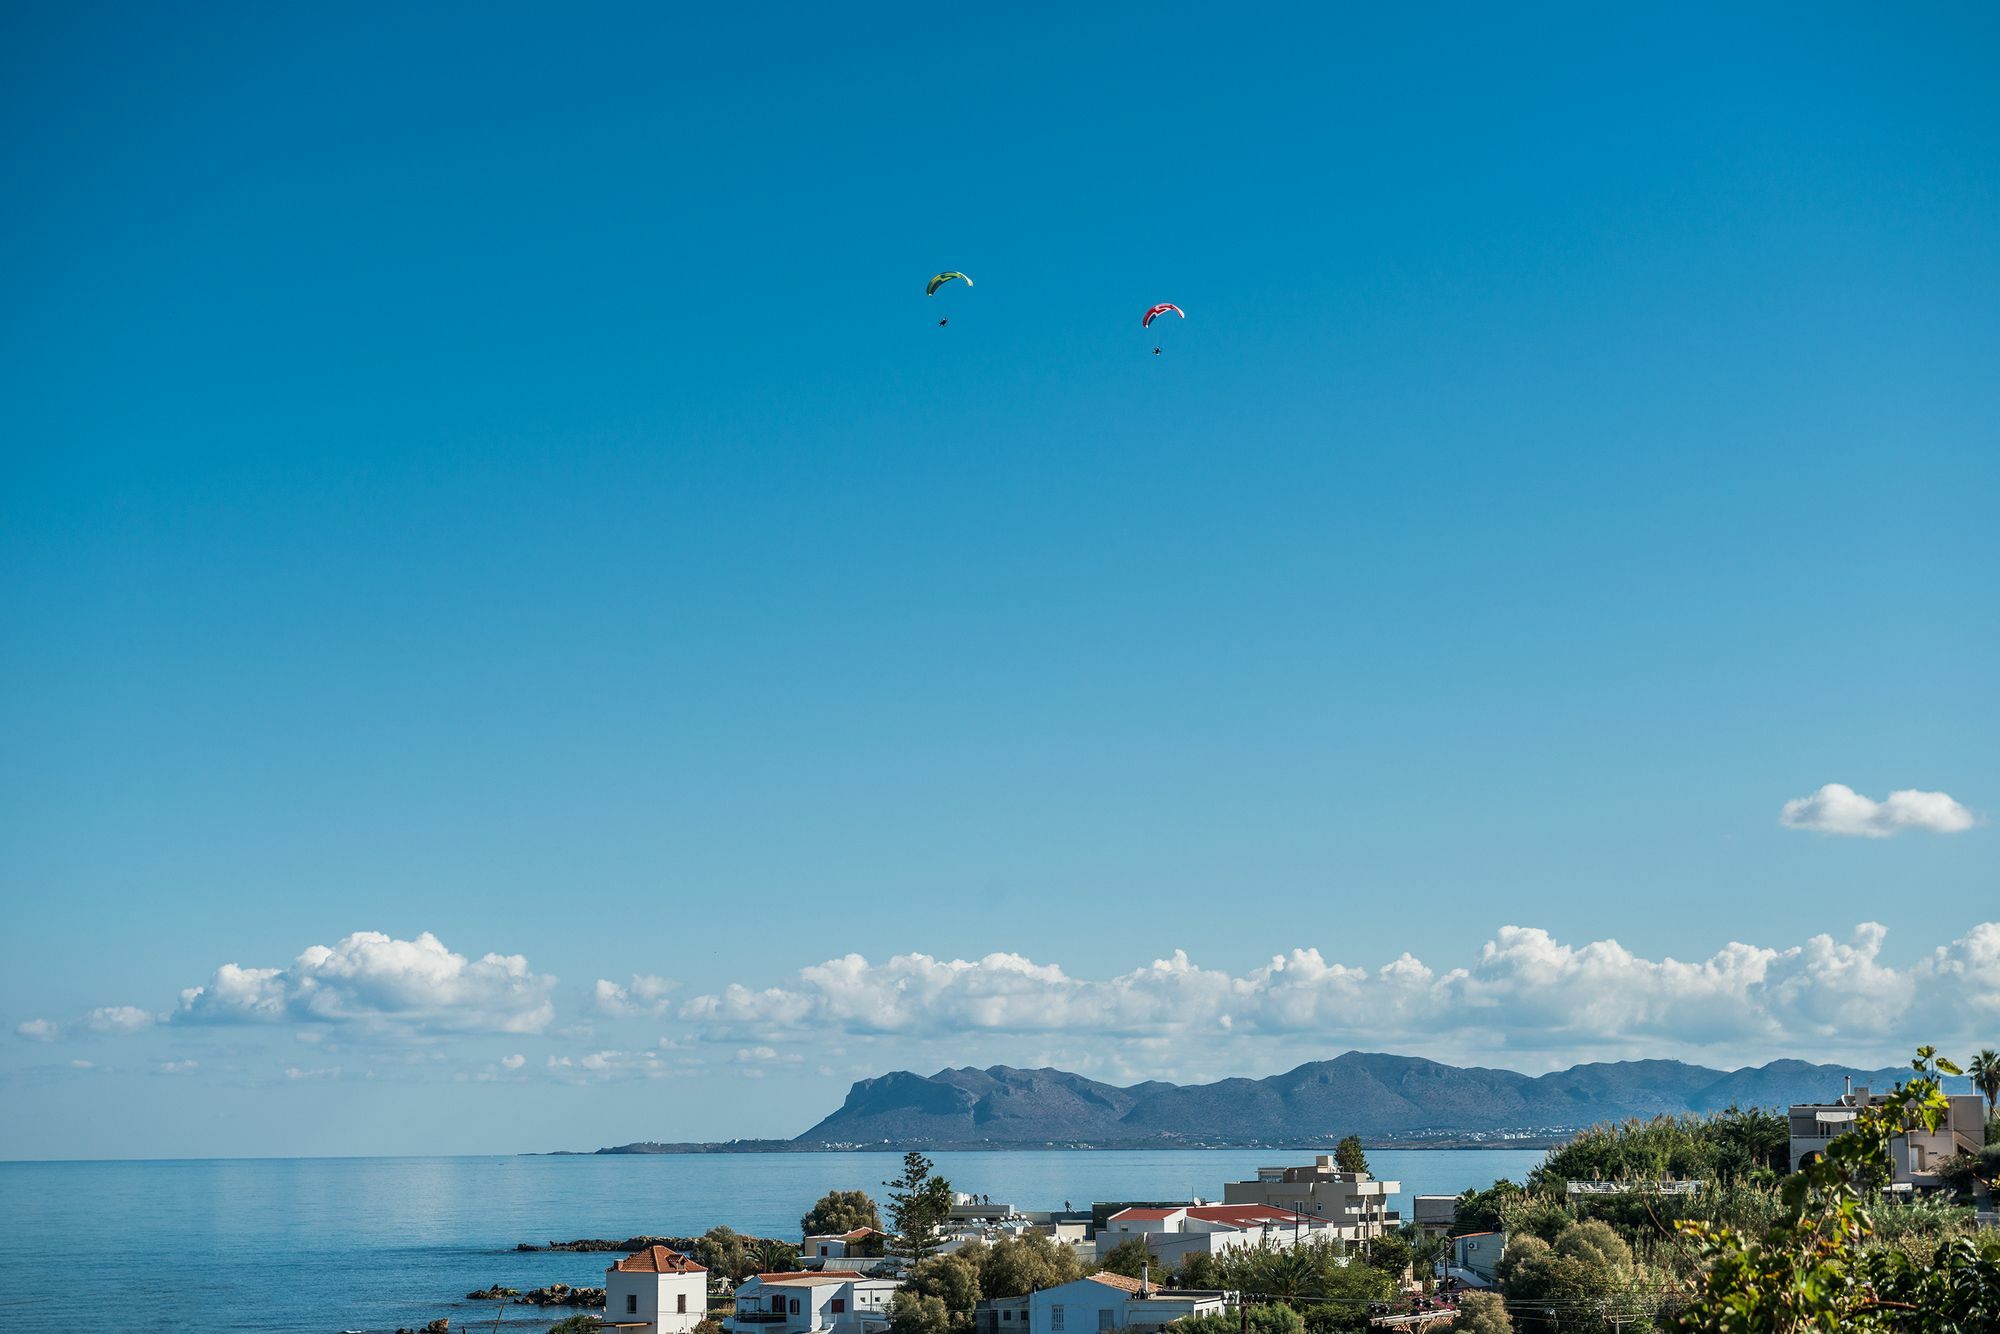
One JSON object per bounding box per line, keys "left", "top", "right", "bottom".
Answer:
{"left": 597, "top": 1051, "right": 1940, "bottom": 1153}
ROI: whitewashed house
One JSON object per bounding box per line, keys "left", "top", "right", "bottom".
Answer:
{"left": 1014, "top": 1273, "right": 1232, "bottom": 1334}
{"left": 1093, "top": 1204, "right": 1331, "bottom": 1264}
{"left": 723, "top": 1270, "right": 900, "bottom": 1334}
{"left": 604, "top": 1245, "right": 708, "bottom": 1334}
{"left": 802, "top": 1228, "right": 890, "bottom": 1271}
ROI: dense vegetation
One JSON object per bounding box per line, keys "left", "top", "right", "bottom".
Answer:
{"left": 1446, "top": 1047, "right": 2000, "bottom": 1331}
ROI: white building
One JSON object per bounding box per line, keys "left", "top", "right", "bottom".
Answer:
{"left": 802, "top": 1228, "right": 891, "bottom": 1271}
{"left": 1021, "top": 1273, "right": 1232, "bottom": 1334}
{"left": 724, "top": 1271, "right": 900, "bottom": 1334}
{"left": 1219, "top": 1156, "right": 1402, "bottom": 1243}
{"left": 1787, "top": 1080, "right": 1985, "bottom": 1188}
{"left": 1435, "top": 1232, "right": 1504, "bottom": 1290}
{"left": 604, "top": 1245, "right": 708, "bottom": 1334}
{"left": 1094, "top": 1204, "right": 1332, "bottom": 1264}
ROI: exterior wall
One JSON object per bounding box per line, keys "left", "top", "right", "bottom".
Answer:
{"left": 1030, "top": 1283, "right": 1125, "bottom": 1334}
{"left": 1788, "top": 1091, "right": 1986, "bottom": 1185}
{"left": 1439, "top": 1233, "right": 1504, "bottom": 1290}
{"left": 1220, "top": 1166, "right": 1401, "bottom": 1242}
{"left": 606, "top": 1269, "right": 706, "bottom": 1334}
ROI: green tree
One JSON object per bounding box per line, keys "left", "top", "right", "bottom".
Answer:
{"left": 904, "top": 1252, "right": 983, "bottom": 1328}
{"left": 1174, "top": 1306, "right": 1305, "bottom": 1334}
{"left": 981, "top": 1233, "right": 1082, "bottom": 1298}
{"left": 1452, "top": 1180, "right": 1523, "bottom": 1236}
{"left": 1359, "top": 1231, "right": 1411, "bottom": 1277}
{"left": 887, "top": 1292, "right": 953, "bottom": 1334}
{"left": 1453, "top": 1292, "right": 1512, "bottom": 1334}
{"left": 1970, "top": 1048, "right": 2000, "bottom": 1119}
{"left": 1096, "top": 1235, "right": 1156, "bottom": 1280}
{"left": 1174, "top": 1251, "right": 1224, "bottom": 1290}
{"left": 802, "top": 1189, "right": 883, "bottom": 1238}
{"left": 1334, "top": 1134, "right": 1369, "bottom": 1174}
{"left": 693, "top": 1226, "right": 753, "bottom": 1282}
{"left": 547, "top": 1318, "right": 601, "bottom": 1334}
{"left": 884, "top": 1152, "right": 954, "bottom": 1263}
{"left": 751, "top": 1238, "right": 800, "bottom": 1273}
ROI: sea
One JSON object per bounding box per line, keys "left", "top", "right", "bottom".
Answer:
{"left": 0, "top": 1148, "right": 1545, "bottom": 1332}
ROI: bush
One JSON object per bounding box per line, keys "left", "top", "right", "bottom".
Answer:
{"left": 1175, "top": 1305, "right": 1304, "bottom": 1334}
{"left": 1453, "top": 1291, "right": 1511, "bottom": 1334}
{"left": 888, "top": 1292, "right": 953, "bottom": 1334}
{"left": 982, "top": 1233, "right": 1081, "bottom": 1298}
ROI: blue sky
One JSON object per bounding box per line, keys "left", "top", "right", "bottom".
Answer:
{"left": 3, "top": 3, "right": 1995, "bottom": 1159}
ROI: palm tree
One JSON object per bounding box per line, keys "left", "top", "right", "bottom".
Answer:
{"left": 752, "top": 1238, "right": 800, "bottom": 1274}
{"left": 1970, "top": 1048, "right": 2000, "bottom": 1119}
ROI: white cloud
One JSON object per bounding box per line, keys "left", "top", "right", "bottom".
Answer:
{"left": 174, "top": 931, "right": 556, "bottom": 1035}
{"left": 736, "top": 1045, "right": 803, "bottom": 1064}
{"left": 86, "top": 1005, "right": 157, "bottom": 1034}
{"left": 1780, "top": 783, "right": 1976, "bottom": 838}
{"left": 680, "top": 921, "right": 2000, "bottom": 1063}
{"left": 593, "top": 974, "right": 678, "bottom": 1018}
{"left": 15, "top": 1018, "right": 59, "bottom": 1042}
{"left": 155, "top": 1059, "right": 198, "bottom": 1075}
{"left": 70, "top": 1058, "right": 95, "bottom": 1070}
{"left": 501, "top": 1053, "right": 526, "bottom": 1071}
{"left": 285, "top": 1065, "right": 342, "bottom": 1080}
{"left": 546, "top": 1048, "right": 676, "bottom": 1083}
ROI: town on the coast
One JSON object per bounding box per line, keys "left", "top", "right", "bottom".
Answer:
{"left": 439, "top": 1056, "right": 2000, "bottom": 1334}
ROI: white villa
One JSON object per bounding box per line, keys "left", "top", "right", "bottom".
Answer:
{"left": 603, "top": 1245, "right": 708, "bottom": 1334}
{"left": 1093, "top": 1204, "right": 1332, "bottom": 1263}
{"left": 802, "top": 1228, "right": 891, "bottom": 1271}
{"left": 724, "top": 1270, "right": 900, "bottom": 1334}
{"left": 1219, "top": 1156, "right": 1402, "bottom": 1243}
{"left": 976, "top": 1273, "right": 1233, "bottom": 1334}
{"left": 1787, "top": 1079, "right": 1986, "bottom": 1188}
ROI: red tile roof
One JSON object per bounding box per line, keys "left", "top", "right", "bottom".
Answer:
{"left": 611, "top": 1245, "right": 707, "bottom": 1274}
{"left": 1185, "top": 1205, "right": 1313, "bottom": 1226}
{"left": 1107, "top": 1207, "right": 1185, "bottom": 1221}
{"left": 839, "top": 1227, "right": 884, "bottom": 1239}
{"left": 1087, "top": 1273, "right": 1146, "bottom": 1294}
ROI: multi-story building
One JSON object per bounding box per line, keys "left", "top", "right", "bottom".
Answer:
{"left": 1435, "top": 1233, "right": 1504, "bottom": 1290}
{"left": 1787, "top": 1079, "right": 1985, "bottom": 1188}
{"left": 724, "top": 1271, "right": 900, "bottom": 1334}
{"left": 1219, "top": 1156, "right": 1402, "bottom": 1243}
{"left": 1093, "top": 1204, "right": 1332, "bottom": 1264}
{"left": 603, "top": 1245, "right": 708, "bottom": 1334}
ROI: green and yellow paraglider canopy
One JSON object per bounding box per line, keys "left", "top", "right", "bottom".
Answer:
{"left": 926, "top": 271, "right": 972, "bottom": 296}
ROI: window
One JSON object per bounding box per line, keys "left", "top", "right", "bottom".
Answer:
{"left": 679, "top": 1294, "right": 689, "bottom": 1314}
{"left": 1051, "top": 1306, "right": 1065, "bottom": 1331}
{"left": 1003, "top": 1312, "right": 1013, "bottom": 1322}
{"left": 832, "top": 1300, "right": 846, "bottom": 1314}
{"left": 773, "top": 1297, "right": 789, "bottom": 1313}
{"left": 627, "top": 1295, "right": 639, "bottom": 1315}
{"left": 790, "top": 1299, "right": 801, "bottom": 1315}
{"left": 1097, "top": 1312, "right": 1114, "bottom": 1332}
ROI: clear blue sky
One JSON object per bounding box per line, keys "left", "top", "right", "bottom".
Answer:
{"left": 3, "top": 2, "right": 1995, "bottom": 1159}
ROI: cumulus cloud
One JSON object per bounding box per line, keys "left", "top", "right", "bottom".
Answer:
{"left": 1780, "top": 784, "right": 1976, "bottom": 838}
{"left": 15, "top": 1018, "right": 60, "bottom": 1042}
{"left": 174, "top": 931, "right": 556, "bottom": 1035}
{"left": 501, "top": 1053, "right": 526, "bottom": 1070}
{"left": 593, "top": 974, "right": 678, "bottom": 1017}
{"left": 680, "top": 921, "right": 2000, "bottom": 1062}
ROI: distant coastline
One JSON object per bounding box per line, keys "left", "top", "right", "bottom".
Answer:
{"left": 570, "top": 1049, "right": 1945, "bottom": 1157}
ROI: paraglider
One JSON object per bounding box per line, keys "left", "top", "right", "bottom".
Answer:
{"left": 927, "top": 272, "right": 972, "bottom": 325}
{"left": 1143, "top": 303, "right": 1183, "bottom": 354}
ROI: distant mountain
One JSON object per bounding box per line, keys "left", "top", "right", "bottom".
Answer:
{"left": 771, "top": 1052, "right": 1933, "bottom": 1150}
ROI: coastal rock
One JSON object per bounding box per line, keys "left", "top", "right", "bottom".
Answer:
{"left": 517, "top": 1283, "right": 607, "bottom": 1308}
{"left": 467, "top": 1285, "right": 520, "bottom": 1299}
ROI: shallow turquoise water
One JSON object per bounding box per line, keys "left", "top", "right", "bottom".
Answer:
{"left": 0, "top": 1148, "right": 1544, "bottom": 1332}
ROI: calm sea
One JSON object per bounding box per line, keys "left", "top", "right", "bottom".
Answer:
{"left": 0, "top": 1149, "right": 1544, "bottom": 1333}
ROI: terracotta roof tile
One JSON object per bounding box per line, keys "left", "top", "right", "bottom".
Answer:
{"left": 1087, "top": 1273, "right": 1145, "bottom": 1294}
{"left": 611, "top": 1245, "right": 707, "bottom": 1274}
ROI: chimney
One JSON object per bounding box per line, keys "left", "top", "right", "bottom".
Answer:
{"left": 1140, "top": 1261, "right": 1151, "bottom": 1299}
{"left": 1844, "top": 1075, "right": 1853, "bottom": 1102}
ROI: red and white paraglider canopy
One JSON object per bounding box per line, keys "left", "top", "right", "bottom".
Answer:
{"left": 1142, "top": 303, "right": 1184, "bottom": 328}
